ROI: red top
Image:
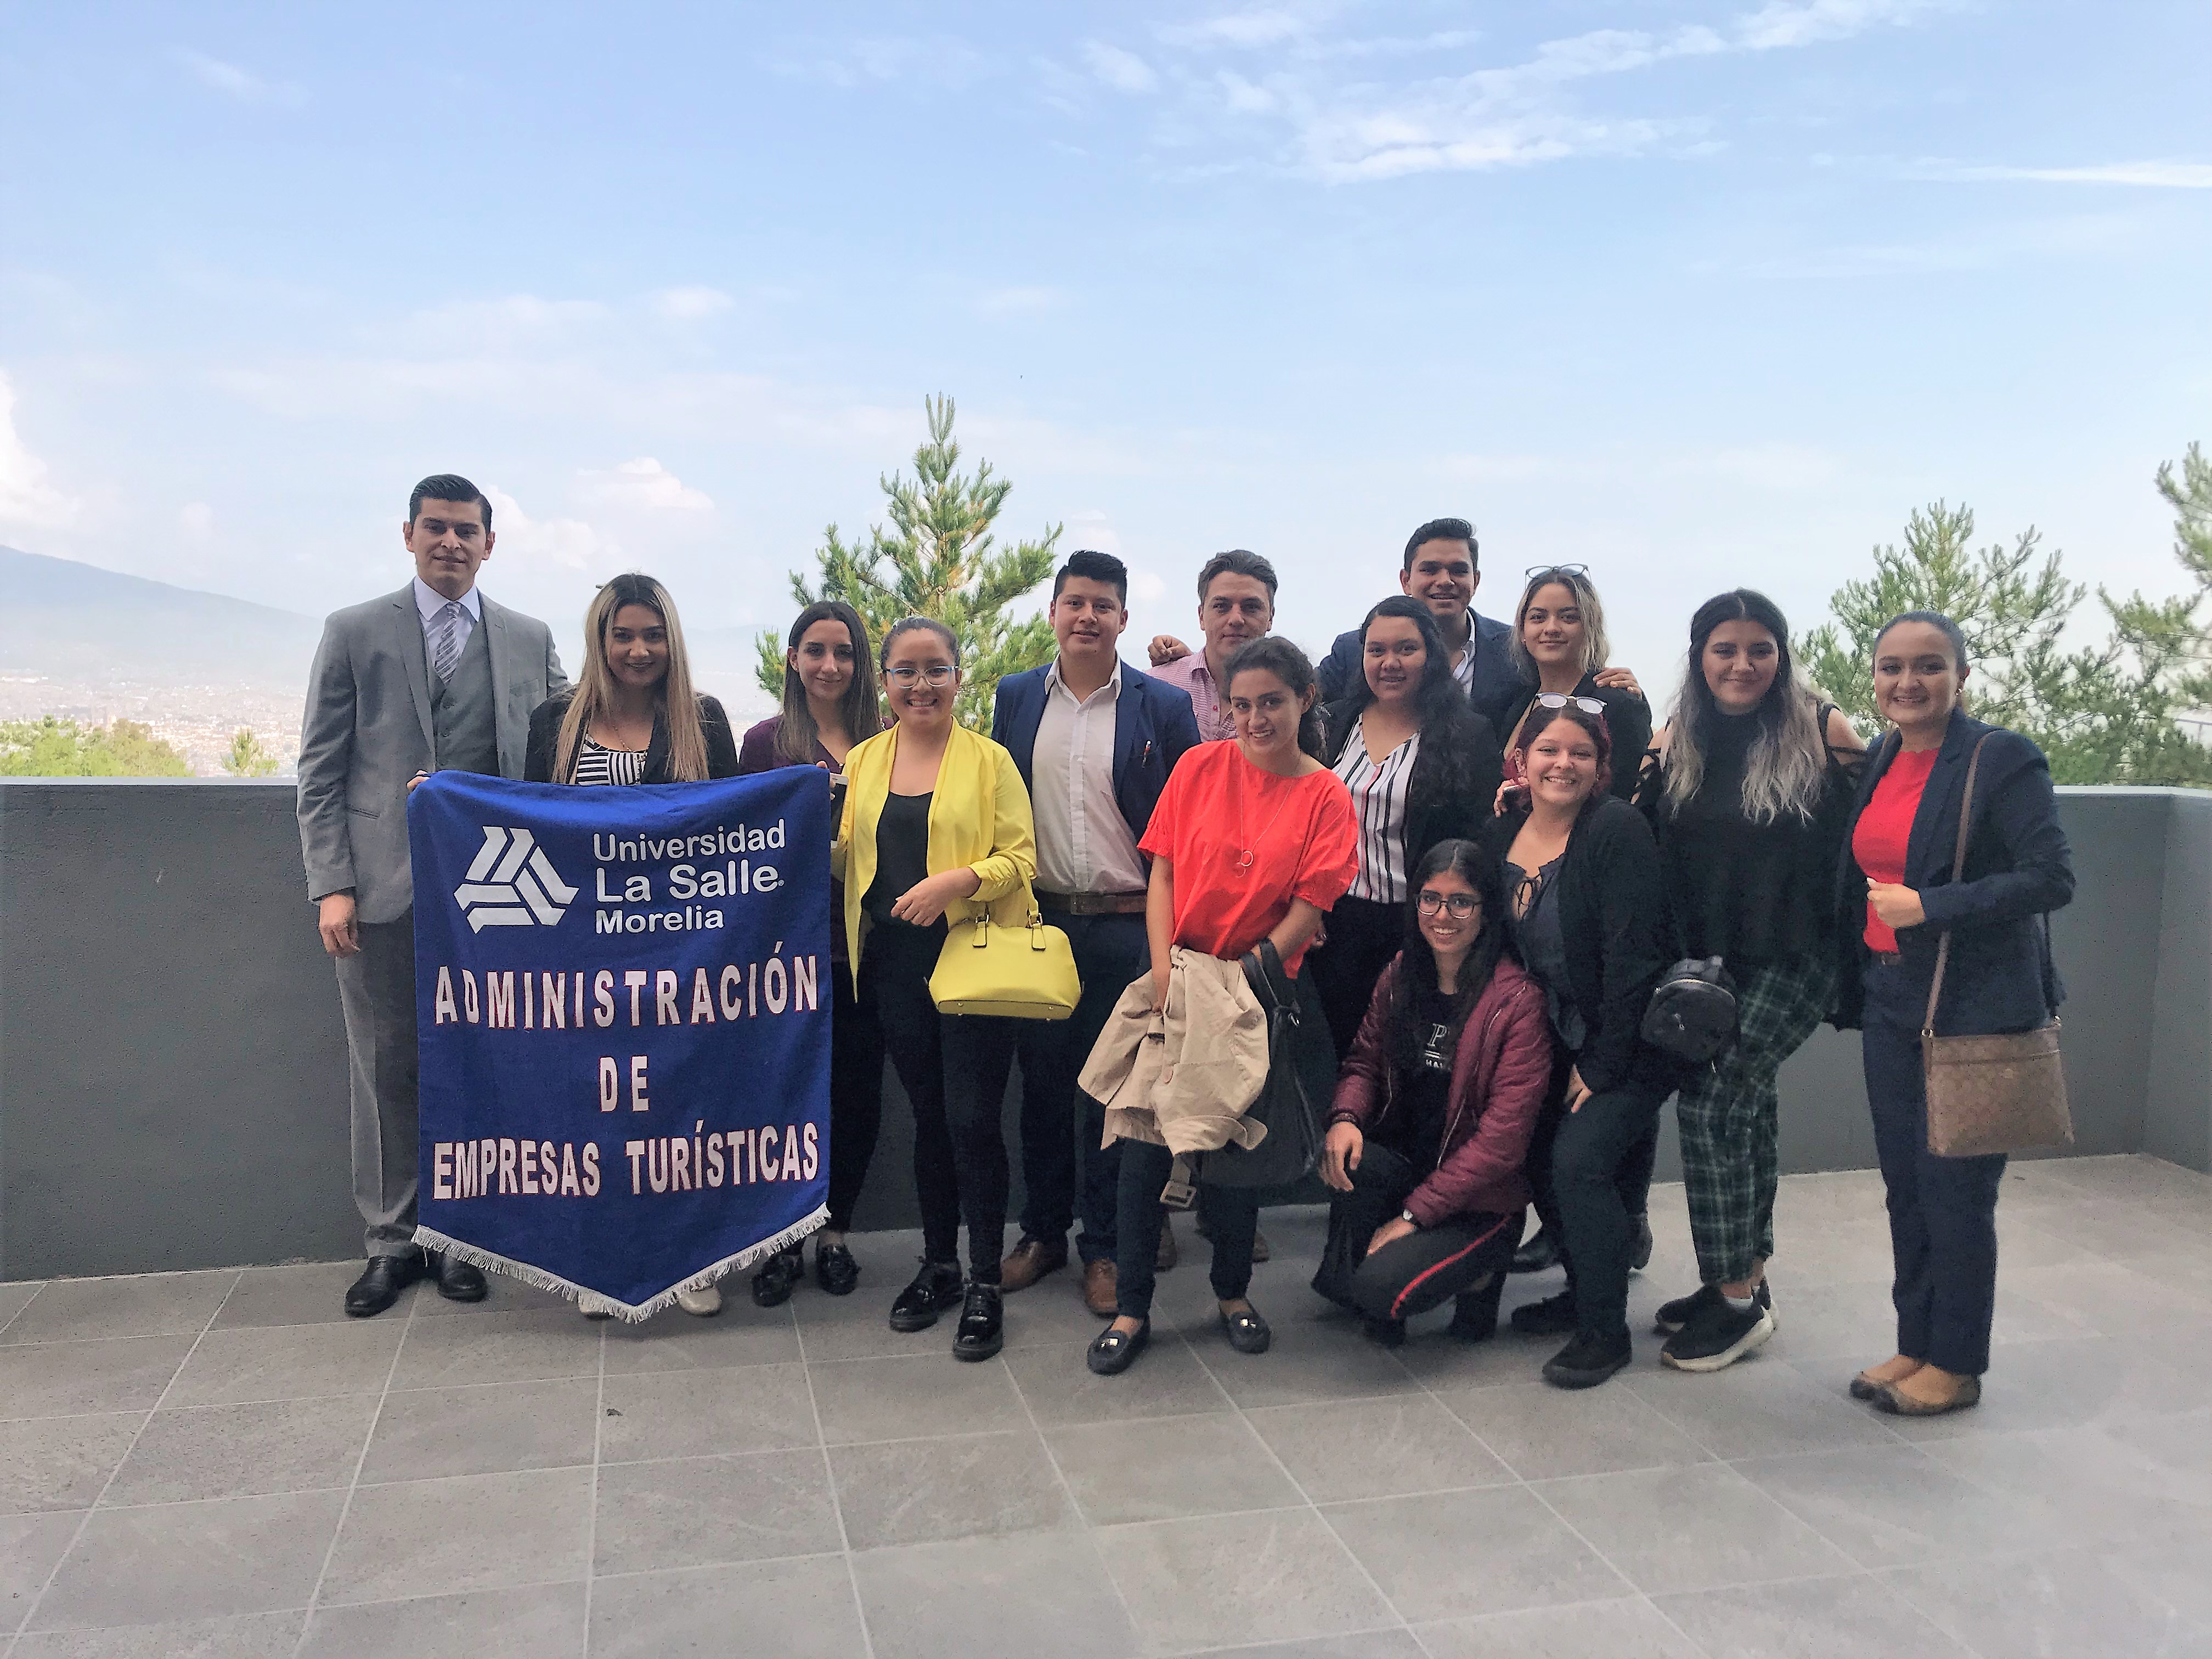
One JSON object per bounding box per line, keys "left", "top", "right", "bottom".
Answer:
{"left": 1141, "top": 742, "right": 1358, "bottom": 973}
{"left": 1853, "top": 747, "right": 1939, "bottom": 951}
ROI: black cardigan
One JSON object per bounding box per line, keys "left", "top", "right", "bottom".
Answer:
{"left": 1484, "top": 673, "right": 1652, "bottom": 804}
{"left": 523, "top": 692, "right": 742, "bottom": 785}
{"left": 1321, "top": 695, "right": 1503, "bottom": 874}
{"left": 1832, "top": 713, "right": 2073, "bottom": 1034}
{"left": 1479, "top": 794, "right": 1680, "bottom": 1096}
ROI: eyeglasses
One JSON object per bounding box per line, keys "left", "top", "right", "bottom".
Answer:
{"left": 1534, "top": 692, "right": 1606, "bottom": 716}
{"left": 1416, "top": 891, "right": 1480, "bottom": 918}
{"left": 1523, "top": 563, "right": 1590, "bottom": 580}
{"left": 884, "top": 665, "right": 956, "bottom": 689}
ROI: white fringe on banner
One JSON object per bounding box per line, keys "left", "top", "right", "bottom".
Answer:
{"left": 414, "top": 1204, "right": 828, "bottom": 1324}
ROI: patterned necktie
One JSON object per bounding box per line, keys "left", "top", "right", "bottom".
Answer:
{"left": 430, "top": 601, "right": 466, "bottom": 682}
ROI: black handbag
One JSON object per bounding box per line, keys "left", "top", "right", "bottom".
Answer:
{"left": 1641, "top": 956, "right": 1740, "bottom": 1063}
{"left": 1160, "top": 941, "right": 1324, "bottom": 1204}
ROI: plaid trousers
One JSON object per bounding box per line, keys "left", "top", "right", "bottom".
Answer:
{"left": 1675, "top": 953, "right": 1837, "bottom": 1285}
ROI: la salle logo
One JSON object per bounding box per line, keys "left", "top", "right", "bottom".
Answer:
{"left": 454, "top": 827, "right": 579, "bottom": 930}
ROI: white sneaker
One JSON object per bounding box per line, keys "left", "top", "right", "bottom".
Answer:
{"left": 578, "top": 1292, "right": 616, "bottom": 1321}
{"left": 675, "top": 1284, "right": 723, "bottom": 1317}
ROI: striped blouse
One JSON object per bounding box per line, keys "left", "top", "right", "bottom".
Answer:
{"left": 1333, "top": 727, "right": 1420, "bottom": 903}
{"left": 570, "top": 735, "right": 649, "bottom": 787}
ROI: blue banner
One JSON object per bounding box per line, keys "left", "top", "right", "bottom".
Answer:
{"left": 407, "top": 767, "right": 831, "bottom": 1317}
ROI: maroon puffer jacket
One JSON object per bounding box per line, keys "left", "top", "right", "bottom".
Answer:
{"left": 1327, "top": 952, "right": 1554, "bottom": 1227}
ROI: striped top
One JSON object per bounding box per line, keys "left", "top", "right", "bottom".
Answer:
{"left": 1333, "top": 727, "right": 1420, "bottom": 903}
{"left": 571, "top": 735, "right": 649, "bottom": 787}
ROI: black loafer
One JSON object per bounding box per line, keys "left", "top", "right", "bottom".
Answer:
{"left": 345, "top": 1254, "right": 425, "bottom": 1318}
{"left": 1543, "top": 1328, "right": 1633, "bottom": 1389}
{"left": 1087, "top": 1319, "right": 1150, "bottom": 1375}
{"left": 815, "top": 1241, "right": 860, "bottom": 1297}
{"left": 429, "top": 1251, "right": 487, "bottom": 1303}
{"left": 752, "top": 1248, "right": 805, "bottom": 1308}
{"left": 1509, "top": 1289, "right": 1579, "bottom": 1336}
{"left": 1220, "top": 1305, "right": 1271, "bottom": 1355}
{"left": 1510, "top": 1227, "right": 1560, "bottom": 1274}
{"left": 952, "top": 1283, "right": 1004, "bottom": 1362}
{"left": 888, "top": 1261, "right": 965, "bottom": 1332}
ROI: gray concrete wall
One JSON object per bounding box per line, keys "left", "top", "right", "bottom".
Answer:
{"left": 3, "top": 780, "right": 2205, "bottom": 1282}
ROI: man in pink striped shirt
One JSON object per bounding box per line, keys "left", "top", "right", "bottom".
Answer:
{"left": 1146, "top": 549, "right": 1278, "bottom": 744}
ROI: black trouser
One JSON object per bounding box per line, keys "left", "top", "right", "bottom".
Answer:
{"left": 1527, "top": 1051, "right": 1659, "bottom": 1245}
{"left": 1863, "top": 958, "right": 2006, "bottom": 1376}
{"left": 1320, "top": 1142, "right": 1521, "bottom": 1322}
{"left": 825, "top": 962, "right": 886, "bottom": 1233}
{"left": 1112, "top": 1140, "right": 1260, "bottom": 1319}
{"left": 1307, "top": 895, "right": 1404, "bottom": 1065}
{"left": 1545, "top": 1061, "right": 1672, "bottom": 1340}
{"left": 1013, "top": 911, "right": 1148, "bottom": 1264}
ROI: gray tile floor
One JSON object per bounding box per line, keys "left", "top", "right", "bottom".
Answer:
{"left": 2, "top": 1154, "right": 2209, "bottom": 1658}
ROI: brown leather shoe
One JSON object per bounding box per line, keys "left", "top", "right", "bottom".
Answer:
{"left": 998, "top": 1236, "right": 1068, "bottom": 1293}
{"left": 1251, "top": 1228, "right": 1272, "bottom": 1265}
{"left": 1156, "top": 1212, "right": 1180, "bottom": 1272}
{"left": 1082, "top": 1258, "right": 1118, "bottom": 1317}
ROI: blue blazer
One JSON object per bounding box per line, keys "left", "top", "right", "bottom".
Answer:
{"left": 1318, "top": 608, "right": 1517, "bottom": 710}
{"left": 991, "top": 659, "right": 1204, "bottom": 854}
{"left": 1833, "top": 713, "right": 2074, "bottom": 1035}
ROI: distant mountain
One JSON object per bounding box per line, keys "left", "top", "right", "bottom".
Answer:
{"left": 1, "top": 546, "right": 323, "bottom": 689}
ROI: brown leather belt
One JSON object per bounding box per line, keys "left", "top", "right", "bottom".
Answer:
{"left": 1035, "top": 889, "right": 1147, "bottom": 916}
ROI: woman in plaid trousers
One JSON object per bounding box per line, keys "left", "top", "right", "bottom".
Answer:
{"left": 1638, "top": 591, "right": 1865, "bottom": 1372}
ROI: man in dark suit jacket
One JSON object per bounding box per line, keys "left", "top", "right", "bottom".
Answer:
{"left": 1316, "top": 517, "right": 1517, "bottom": 709}
{"left": 990, "top": 551, "right": 1202, "bottom": 1313}
{"left": 297, "top": 475, "right": 568, "bottom": 1317}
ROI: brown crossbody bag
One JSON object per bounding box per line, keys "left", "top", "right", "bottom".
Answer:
{"left": 1919, "top": 735, "right": 2073, "bottom": 1158}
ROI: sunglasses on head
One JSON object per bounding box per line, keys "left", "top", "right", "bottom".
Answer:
{"left": 1534, "top": 692, "right": 1606, "bottom": 716}
{"left": 1522, "top": 563, "right": 1591, "bottom": 580}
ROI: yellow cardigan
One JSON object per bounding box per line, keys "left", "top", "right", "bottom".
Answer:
{"left": 832, "top": 722, "right": 1038, "bottom": 980}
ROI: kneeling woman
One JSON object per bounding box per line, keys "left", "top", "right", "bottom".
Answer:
{"left": 1088, "top": 637, "right": 1357, "bottom": 1376}
{"left": 1318, "top": 840, "right": 1552, "bottom": 1347}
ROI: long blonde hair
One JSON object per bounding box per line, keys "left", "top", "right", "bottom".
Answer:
{"left": 555, "top": 573, "right": 710, "bottom": 782}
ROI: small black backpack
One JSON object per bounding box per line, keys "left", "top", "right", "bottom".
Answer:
{"left": 1641, "top": 956, "right": 1739, "bottom": 1063}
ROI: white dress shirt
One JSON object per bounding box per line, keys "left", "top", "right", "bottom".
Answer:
{"left": 413, "top": 577, "right": 483, "bottom": 652}
{"left": 1030, "top": 660, "right": 1148, "bottom": 895}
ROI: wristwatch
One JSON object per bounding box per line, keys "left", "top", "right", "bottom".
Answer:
{"left": 1400, "top": 1210, "right": 1418, "bottom": 1226}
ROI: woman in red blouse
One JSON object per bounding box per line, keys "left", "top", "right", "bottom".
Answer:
{"left": 1088, "top": 637, "right": 1358, "bottom": 1375}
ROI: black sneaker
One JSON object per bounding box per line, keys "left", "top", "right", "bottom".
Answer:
{"left": 1543, "top": 1328, "right": 1633, "bottom": 1389}
{"left": 887, "top": 1260, "right": 964, "bottom": 1332}
{"left": 1509, "top": 1289, "right": 1578, "bottom": 1335}
{"left": 751, "top": 1247, "right": 804, "bottom": 1308}
{"left": 951, "top": 1282, "right": 1004, "bottom": 1361}
{"left": 1654, "top": 1283, "right": 1724, "bottom": 1335}
{"left": 1661, "top": 1282, "right": 1776, "bottom": 1373}
{"left": 1629, "top": 1212, "right": 1654, "bottom": 1273}
{"left": 815, "top": 1240, "right": 860, "bottom": 1297}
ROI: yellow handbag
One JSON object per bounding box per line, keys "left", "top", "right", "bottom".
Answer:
{"left": 929, "top": 902, "right": 1081, "bottom": 1020}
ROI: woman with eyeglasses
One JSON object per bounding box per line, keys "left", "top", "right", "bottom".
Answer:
{"left": 834, "top": 618, "right": 1035, "bottom": 1361}
{"left": 1485, "top": 566, "right": 1651, "bottom": 806}
{"left": 1317, "top": 840, "right": 1552, "bottom": 1349}
{"left": 1477, "top": 702, "right": 1680, "bottom": 1387}
{"left": 1310, "top": 597, "right": 1504, "bottom": 1065}
{"left": 739, "top": 601, "right": 890, "bottom": 1307}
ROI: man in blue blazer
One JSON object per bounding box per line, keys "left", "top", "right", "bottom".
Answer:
{"left": 1315, "top": 517, "right": 1517, "bottom": 708}
{"left": 991, "top": 551, "right": 1202, "bottom": 1314}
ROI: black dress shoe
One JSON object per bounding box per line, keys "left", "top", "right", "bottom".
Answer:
{"left": 345, "top": 1254, "right": 425, "bottom": 1318}
{"left": 888, "top": 1260, "right": 966, "bottom": 1333}
{"left": 1219, "top": 1304, "right": 1271, "bottom": 1355}
{"left": 1509, "top": 1289, "right": 1579, "bottom": 1336}
{"left": 1543, "top": 1328, "right": 1633, "bottom": 1389}
{"left": 428, "top": 1251, "right": 486, "bottom": 1303}
{"left": 752, "top": 1247, "right": 805, "bottom": 1308}
{"left": 1087, "top": 1319, "right": 1149, "bottom": 1375}
{"left": 952, "top": 1282, "right": 1004, "bottom": 1362}
{"left": 815, "top": 1240, "right": 860, "bottom": 1297}
{"left": 1510, "top": 1227, "right": 1560, "bottom": 1274}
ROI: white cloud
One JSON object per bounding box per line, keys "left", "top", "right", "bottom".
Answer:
{"left": 179, "top": 501, "right": 215, "bottom": 540}
{"left": 656, "top": 286, "right": 735, "bottom": 320}
{"left": 1925, "top": 159, "right": 2212, "bottom": 190}
{"left": 1158, "top": 8, "right": 1326, "bottom": 50}
{"left": 578, "top": 458, "right": 714, "bottom": 513}
{"left": 174, "top": 48, "right": 306, "bottom": 108}
{"left": 771, "top": 34, "right": 994, "bottom": 89}
{"left": 1084, "top": 40, "right": 1159, "bottom": 94}
{"left": 0, "top": 372, "right": 82, "bottom": 531}
{"left": 483, "top": 487, "right": 609, "bottom": 572}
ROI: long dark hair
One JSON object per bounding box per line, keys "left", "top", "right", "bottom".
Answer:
{"left": 1664, "top": 589, "right": 1826, "bottom": 823}
{"left": 1331, "top": 595, "right": 1491, "bottom": 804}
{"left": 1224, "top": 635, "right": 1327, "bottom": 760}
{"left": 1388, "top": 838, "right": 1506, "bottom": 1074}
{"left": 775, "top": 601, "right": 880, "bottom": 764}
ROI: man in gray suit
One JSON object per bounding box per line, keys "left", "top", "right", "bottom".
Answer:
{"left": 298, "top": 474, "right": 568, "bottom": 1316}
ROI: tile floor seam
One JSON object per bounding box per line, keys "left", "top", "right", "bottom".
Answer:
{"left": 789, "top": 1296, "right": 878, "bottom": 1659}
{"left": 286, "top": 1271, "right": 421, "bottom": 1659}
{"left": 12, "top": 1267, "right": 243, "bottom": 1639}
{"left": 575, "top": 1301, "right": 608, "bottom": 1659}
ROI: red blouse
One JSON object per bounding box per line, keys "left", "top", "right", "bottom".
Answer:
{"left": 1852, "top": 747, "right": 1938, "bottom": 951}
{"left": 1140, "top": 742, "right": 1358, "bottom": 974}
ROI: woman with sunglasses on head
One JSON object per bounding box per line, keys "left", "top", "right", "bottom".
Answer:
{"left": 1486, "top": 566, "right": 1651, "bottom": 805}
{"left": 1311, "top": 598, "right": 1504, "bottom": 1065}
{"left": 1637, "top": 591, "right": 1866, "bottom": 1372}
{"left": 739, "top": 601, "right": 890, "bottom": 1307}
{"left": 524, "top": 573, "right": 742, "bottom": 1320}
{"left": 834, "top": 618, "right": 1035, "bottom": 1361}
{"left": 1477, "top": 702, "right": 1680, "bottom": 1387}
{"left": 1317, "top": 840, "right": 1552, "bottom": 1350}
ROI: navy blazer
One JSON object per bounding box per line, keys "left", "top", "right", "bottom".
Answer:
{"left": 1318, "top": 608, "right": 1517, "bottom": 712}
{"left": 1832, "top": 713, "right": 2074, "bottom": 1035}
{"left": 991, "top": 659, "right": 1203, "bottom": 854}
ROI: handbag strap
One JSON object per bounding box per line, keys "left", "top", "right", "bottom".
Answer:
{"left": 1921, "top": 734, "right": 1993, "bottom": 1039}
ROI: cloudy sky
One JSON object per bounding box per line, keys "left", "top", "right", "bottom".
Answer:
{"left": 2, "top": 0, "right": 2206, "bottom": 697}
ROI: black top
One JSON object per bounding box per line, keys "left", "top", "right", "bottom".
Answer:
{"left": 1647, "top": 709, "right": 1859, "bottom": 967}
{"left": 1483, "top": 673, "right": 1652, "bottom": 804}
{"left": 523, "top": 693, "right": 741, "bottom": 785}
{"left": 1506, "top": 856, "right": 1585, "bottom": 1049}
{"left": 1376, "top": 984, "right": 1458, "bottom": 1170}
{"left": 864, "top": 792, "right": 934, "bottom": 924}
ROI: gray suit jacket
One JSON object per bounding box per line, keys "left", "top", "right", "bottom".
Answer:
{"left": 297, "top": 585, "right": 568, "bottom": 924}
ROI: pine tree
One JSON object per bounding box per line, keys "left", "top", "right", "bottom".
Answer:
{"left": 756, "top": 395, "right": 1060, "bottom": 730}
{"left": 219, "top": 727, "right": 280, "bottom": 777}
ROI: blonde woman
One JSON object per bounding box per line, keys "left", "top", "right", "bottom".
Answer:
{"left": 1485, "top": 566, "right": 1650, "bottom": 805}
{"left": 525, "top": 572, "right": 740, "bottom": 1318}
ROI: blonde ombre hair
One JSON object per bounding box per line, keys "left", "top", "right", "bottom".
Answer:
{"left": 555, "top": 573, "right": 710, "bottom": 783}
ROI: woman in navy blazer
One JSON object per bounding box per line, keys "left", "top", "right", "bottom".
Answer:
{"left": 1833, "top": 611, "right": 2073, "bottom": 1417}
